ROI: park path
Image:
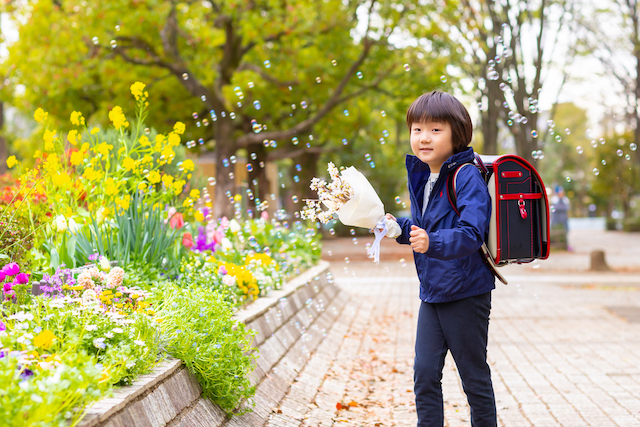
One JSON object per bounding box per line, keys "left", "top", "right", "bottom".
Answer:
{"left": 265, "top": 230, "right": 640, "bottom": 426}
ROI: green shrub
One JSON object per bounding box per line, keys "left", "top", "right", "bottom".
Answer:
{"left": 623, "top": 217, "right": 640, "bottom": 232}
{"left": 153, "top": 284, "right": 257, "bottom": 414}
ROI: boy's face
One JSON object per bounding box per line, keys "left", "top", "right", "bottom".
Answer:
{"left": 410, "top": 120, "right": 455, "bottom": 173}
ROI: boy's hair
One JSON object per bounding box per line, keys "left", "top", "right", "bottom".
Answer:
{"left": 406, "top": 91, "right": 473, "bottom": 154}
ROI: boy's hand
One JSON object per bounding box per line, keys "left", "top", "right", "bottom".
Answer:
{"left": 409, "top": 225, "right": 429, "bottom": 253}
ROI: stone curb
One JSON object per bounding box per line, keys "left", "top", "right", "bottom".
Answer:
{"left": 78, "top": 260, "right": 341, "bottom": 427}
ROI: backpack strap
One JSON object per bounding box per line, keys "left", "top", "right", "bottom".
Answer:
{"left": 446, "top": 161, "right": 508, "bottom": 285}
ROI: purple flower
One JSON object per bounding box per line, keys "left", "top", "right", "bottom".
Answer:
{"left": 3, "top": 282, "right": 13, "bottom": 292}
{"left": 88, "top": 253, "right": 99, "bottom": 261}
{"left": 1, "top": 263, "right": 19, "bottom": 277}
{"left": 19, "top": 368, "right": 34, "bottom": 381}
{"left": 15, "top": 273, "right": 29, "bottom": 285}
{"left": 0, "top": 272, "right": 5, "bottom": 282}
{"left": 0, "top": 321, "right": 5, "bottom": 332}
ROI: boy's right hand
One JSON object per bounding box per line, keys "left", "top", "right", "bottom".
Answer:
{"left": 385, "top": 213, "right": 397, "bottom": 222}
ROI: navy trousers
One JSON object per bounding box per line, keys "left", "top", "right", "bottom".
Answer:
{"left": 414, "top": 291, "right": 496, "bottom": 427}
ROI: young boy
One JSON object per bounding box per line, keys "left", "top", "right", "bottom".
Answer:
{"left": 386, "top": 91, "right": 497, "bottom": 426}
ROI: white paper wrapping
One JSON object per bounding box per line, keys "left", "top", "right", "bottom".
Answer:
{"left": 335, "top": 167, "right": 385, "bottom": 228}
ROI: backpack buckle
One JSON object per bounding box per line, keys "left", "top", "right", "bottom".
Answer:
{"left": 518, "top": 199, "right": 527, "bottom": 219}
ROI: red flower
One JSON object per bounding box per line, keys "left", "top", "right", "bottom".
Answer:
{"left": 182, "top": 232, "right": 193, "bottom": 249}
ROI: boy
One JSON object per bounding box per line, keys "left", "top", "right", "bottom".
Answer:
{"left": 386, "top": 91, "right": 497, "bottom": 426}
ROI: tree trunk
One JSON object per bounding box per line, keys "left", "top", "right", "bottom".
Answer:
{"left": 246, "top": 142, "right": 271, "bottom": 212}
{"left": 0, "top": 103, "right": 6, "bottom": 175}
{"left": 481, "top": 79, "right": 501, "bottom": 155}
{"left": 213, "top": 120, "right": 237, "bottom": 219}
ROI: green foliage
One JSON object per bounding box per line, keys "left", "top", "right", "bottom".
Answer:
{"left": 68, "top": 192, "right": 184, "bottom": 272}
{"left": 153, "top": 284, "right": 257, "bottom": 414}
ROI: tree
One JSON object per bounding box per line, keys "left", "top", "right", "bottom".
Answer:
{"left": 2, "top": 0, "right": 453, "bottom": 218}
{"left": 441, "top": 0, "right": 580, "bottom": 162}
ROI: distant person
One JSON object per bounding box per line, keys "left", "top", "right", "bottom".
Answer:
{"left": 383, "top": 91, "right": 496, "bottom": 426}
{"left": 551, "top": 186, "right": 570, "bottom": 231}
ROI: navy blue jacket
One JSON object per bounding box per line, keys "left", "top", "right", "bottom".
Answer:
{"left": 396, "top": 147, "right": 495, "bottom": 303}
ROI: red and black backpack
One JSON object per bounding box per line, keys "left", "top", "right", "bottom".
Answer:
{"left": 447, "top": 154, "right": 551, "bottom": 284}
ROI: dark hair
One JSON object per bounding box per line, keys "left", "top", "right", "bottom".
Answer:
{"left": 406, "top": 91, "right": 473, "bottom": 154}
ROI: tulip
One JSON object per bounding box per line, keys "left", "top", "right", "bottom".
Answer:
{"left": 3, "top": 282, "right": 13, "bottom": 292}
{"left": 0, "top": 272, "right": 5, "bottom": 282}
{"left": 261, "top": 211, "right": 269, "bottom": 220}
{"left": 182, "top": 232, "right": 193, "bottom": 249}
{"left": 54, "top": 214, "right": 68, "bottom": 231}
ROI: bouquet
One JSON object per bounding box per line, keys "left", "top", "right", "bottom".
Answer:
{"left": 302, "top": 163, "right": 400, "bottom": 262}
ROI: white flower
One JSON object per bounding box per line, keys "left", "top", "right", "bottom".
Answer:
{"left": 126, "top": 361, "right": 137, "bottom": 368}
{"left": 222, "top": 275, "right": 237, "bottom": 287}
{"left": 134, "top": 340, "right": 146, "bottom": 347}
{"left": 229, "top": 219, "right": 241, "bottom": 233}
{"left": 54, "top": 214, "right": 67, "bottom": 231}
{"left": 104, "top": 332, "right": 114, "bottom": 338}
{"left": 85, "top": 324, "right": 98, "bottom": 331}
{"left": 93, "top": 338, "right": 106, "bottom": 349}
{"left": 67, "top": 217, "right": 80, "bottom": 233}
{"left": 221, "top": 238, "right": 233, "bottom": 251}
{"left": 99, "top": 256, "right": 111, "bottom": 270}
{"left": 81, "top": 289, "right": 99, "bottom": 306}
{"left": 9, "top": 312, "right": 34, "bottom": 322}
{"left": 112, "top": 328, "right": 123, "bottom": 334}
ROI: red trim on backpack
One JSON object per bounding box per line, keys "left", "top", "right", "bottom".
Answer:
{"left": 498, "top": 193, "right": 542, "bottom": 200}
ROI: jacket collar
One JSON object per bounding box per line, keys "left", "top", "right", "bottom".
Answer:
{"left": 405, "top": 146, "right": 475, "bottom": 176}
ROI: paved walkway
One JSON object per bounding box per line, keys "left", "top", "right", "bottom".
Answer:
{"left": 267, "top": 230, "right": 640, "bottom": 426}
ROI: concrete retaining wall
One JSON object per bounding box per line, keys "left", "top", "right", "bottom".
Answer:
{"left": 78, "top": 260, "right": 347, "bottom": 427}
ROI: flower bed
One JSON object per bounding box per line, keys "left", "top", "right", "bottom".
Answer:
{"left": 1, "top": 82, "right": 323, "bottom": 426}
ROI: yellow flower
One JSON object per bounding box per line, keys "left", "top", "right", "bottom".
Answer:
{"left": 67, "top": 129, "right": 80, "bottom": 145}
{"left": 70, "top": 151, "right": 84, "bottom": 166}
{"left": 182, "top": 159, "right": 195, "bottom": 172}
{"left": 138, "top": 182, "right": 147, "bottom": 191}
{"left": 33, "top": 330, "right": 57, "bottom": 350}
{"left": 139, "top": 135, "right": 150, "bottom": 147}
{"left": 182, "top": 198, "right": 193, "bottom": 208}
{"left": 147, "top": 170, "right": 161, "bottom": 184}
{"left": 123, "top": 157, "right": 136, "bottom": 171}
{"left": 172, "top": 180, "right": 184, "bottom": 196}
{"left": 109, "top": 106, "right": 128, "bottom": 129}
{"left": 168, "top": 132, "right": 180, "bottom": 147}
{"left": 34, "top": 108, "right": 48, "bottom": 123}
{"left": 141, "top": 154, "right": 153, "bottom": 164}
{"left": 194, "top": 210, "right": 204, "bottom": 222}
{"left": 104, "top": 177, "right": 120, "bottom": 196}
{"left": 90, "top": 127, "right": 100, "bottom": 135}
{"left": 162, "top": 174, "right": 174, "bottom": 187}
{"left": 130, "top": 82, "right": 146, "bottom": 100}
{"left": 173, "top": 121, "right": 185, "bottom": 135}
{"left": 96, "top": 141, "right": 113, "bottom": 156}
{"left": 43, "top": 129, "right": 57, "bottom": 152}
{"left": 161, "top": 145, "right": 175, "bottom": 162}
{"left": 190, "top": 189, "right": 200, "bottom": 199}
{"left": 70, "top": 111, "right": 85, "bottom": 126}
{"left": 33, "top": 150, "right": 42, "bottom": 159}
{"left": 6, "top": 155, "right": 18, "bottom": 168}
{"left": 116, "top": 195, "right": 130, "bottom": 210}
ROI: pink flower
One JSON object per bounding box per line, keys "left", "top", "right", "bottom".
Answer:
{"left": 213, "top": 228, "right": 224, "bottom": 245}
{"left": 218, "top": 265, "right": 227, "bottom": 275}
{"left": 14, "top": 273, "right": 29, "bottom": 285}
{"left": 166, "top": 207, "right": 185, "bottom": 229}
{"left": 3, "top": 282, "right": 13, "bottom": 292}
{"left": 220, "top": 216, "right": 229, "bottom": 229}
{"left": 0, "top": 272, "right": 5, "bottom": 282}
{"left": 182, "top": 232, "right": 193, "bottom": 249}
{"left": 261, "top": 211, "right": 269, "bottom": 220}
{"left": 1, "top": 263, "right": 19, "bottom": 276}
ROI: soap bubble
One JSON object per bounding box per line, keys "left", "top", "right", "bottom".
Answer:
{"left": 381, "top": 110, "right": 386, "bottom": 117}
{"left": 601, "top": 159, "right": 607, "bottom": 165}
{"left": 631, "top": 143, "right": 638, "bottom": 151}
{"left": 593, "top": 168, "right": 600, "bottom": 176}
{"left": 350, "top": 229, "right": 356, "bottom": 235}
{"left": 247, "top": 164, "right": 254, "bottom": 172}
{"left": 531, "top": 130, "right": 538, "bottom": 138}
{"left": 316, "top": 77, "right": 322, "bottom": 83}
{"left": 356, "top": 71, "right": 363, "bottom": 79}
{"left": 364, "top": 153, "right": 372, "bottom": 161}
{"left": 547, "top": 120, "right": 555, "bottom": 128}
{"left": 343, "top": 110, "right": 349, "bottom": 116}
{"left": 565, "top": 128, "right": 571, "bottom": 135}
{"left": 251, "top": 120, "right": 261, "bottom": 133}
{"left": 292, "top": 137, "right": 299, "bottom": 145}
{"left": 92, "top": 36, "right": 99, "bottom": 45}
{"left": 345, "top": 257, "right": 350, "bottom": 264}
{"left": 110, "top": 40, "right": 117, "bottom": 48}
{"left": 369, "top": 161, "right": 376, "bottom": 168}
{"left": 626, "top": 154, "right": 631, "bottom": 160}
{"left": 229, "top": 112, "right": 236, "bottom": 119}
{"left": 192, "top": 112, "right": 198, "bottom": 119}
{"left": 600, "top": 137, "right": 606, "bottom": 145}
{"left": 295, "top": 164, "right": 302, "bottom": 171}
{"left": 208, "top": 177, "right": 217, "bottom": 186}
{"left": 403, "top": 64, "right": 411, "bottom": 71}
{"left": 331, "top": 59, "right": 337, "bottom": 66}
{"left": 576, "top": 146, "right": 584, "bottom": 154}
{"left": 301, "top": 101, "right": 308, "bottom": 109}
{"left": 617, "top": 149, "right": 624, "bottom": 156}
{"left": 247, "top": 81, "right": 255, "bottom": 88}
{"left": 395, "top": 196, "right": 402, "bottom": 204}
{"left": 202, "top": 119, "right": 209, "bottom": 126}
{"left": 198, "top": 138, "right": 204, "bottom": 145}
{"left": 222, "top": 158, "right": 230, "bottom": 167}
{"left": 329, "top": 228, "right": 335, "bottom": 235}
{"left": 263, "top": 139, "right": 269, "bottom": 147}
{"left": 555, "top": 135, "right": 562, "bottom": 142}
{"left": 591, "top": 140, "right": 598, "bottom": 148}
{"left": 201, "top": 95, "right": 207, "bottom": 102}
{"left": 293, "top": 175, "right": 300, "bottom": 183}
{"left": 263, "top": 60, "right": 271, "bottom": 68}
{"left": 270, "top": 140, "right": 277, "bottom": 148}
{"left": 342, "top": 138, "right": 348, "bottom": 145}
{"left": 382, "top": 130, "right": 389, "bottom": 137}
{"left": 292, "top": 195, "right": 298, "bottom": 203}
{"left": 440, "top": 75, "right": 447, "bottom": 83}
